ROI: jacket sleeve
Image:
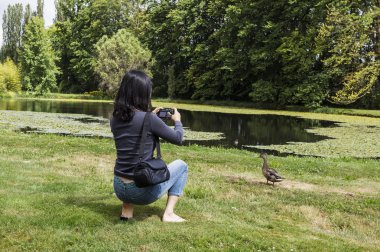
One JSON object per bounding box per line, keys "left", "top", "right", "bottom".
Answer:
{"left": 150, "top": 113, "right": 183, "bottom": 145}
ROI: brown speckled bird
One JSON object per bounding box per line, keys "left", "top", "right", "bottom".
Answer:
{"left": 259, "top": 153, "right": 285, "bottom": 186}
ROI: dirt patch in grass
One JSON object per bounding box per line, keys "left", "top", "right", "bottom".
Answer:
{"left": 44, "top": 154, "right": 114, "bottom": 178}
{"left": 224, "top": 174, "right": 379, "bottom": 196}
{"left": 299, "top": 205, "right": 332, "bottom": 231}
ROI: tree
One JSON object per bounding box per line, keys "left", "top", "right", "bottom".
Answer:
{"left": 46, "top": 0, "right": 380, "bottom": 107}
{"left": 37, "top": 0, "right": 44, "bottom": 18}
{"left": 19, "top": 17, "right": 58, "bottom": 94}
{"left": 94, "top": 29, "right": 152, "bottom": 96}
{"left": 52, "top": 0, "right": 132, "bottom": 93}
{"left": 1, "top": 3, "right": 23, "bottom": 63}
{"left": 316, "top": 1, "right": 380, "bottom": 105}
{"left": 375, "top": 0, "right": 380, "bottom": 61}
{"left": 23, "top": 4, "right": 32, "bottom": 29}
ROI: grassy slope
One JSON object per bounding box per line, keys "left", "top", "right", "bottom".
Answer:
{"left": 0, "top": 127, "right": 379, "bottom": 251}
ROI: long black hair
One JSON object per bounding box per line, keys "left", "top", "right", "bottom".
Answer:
{"left": 113, "top": 70, "right": 152, "bottom": 122}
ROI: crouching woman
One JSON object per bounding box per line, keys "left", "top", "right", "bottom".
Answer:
{"left": 111, "top": 70, "right": 188, "bottom": 222}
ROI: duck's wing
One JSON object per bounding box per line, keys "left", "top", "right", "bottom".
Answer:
{"left": 270, "top": 167, "right": 278, "bottom": 173}
{"left": 263, "top": 169, "right": 273, "bottom": 180}
{"left": 268, "top": 168, "right": 285, "bottom": 179}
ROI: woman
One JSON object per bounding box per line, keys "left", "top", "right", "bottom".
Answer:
{"left": 111, "top": 70, "right": 188, "bottom": 222}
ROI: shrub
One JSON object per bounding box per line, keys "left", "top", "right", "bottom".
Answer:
{"left": 0, "top": 58, "right": 21, "bottom": 93}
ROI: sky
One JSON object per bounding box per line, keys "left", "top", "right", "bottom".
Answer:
{"left": 0, "top": 0, "right": 55, "bottom": 46}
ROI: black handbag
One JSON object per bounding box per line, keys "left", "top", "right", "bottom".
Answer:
{"left": 133, "top": 112, "right": 170, "bottom": 188}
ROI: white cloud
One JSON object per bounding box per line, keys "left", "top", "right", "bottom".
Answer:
{"left": 0, "top": 0, "right": 56, "bottom": 46}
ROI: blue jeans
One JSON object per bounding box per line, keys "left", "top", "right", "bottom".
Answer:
{"left": 113, "top": 159, "right": 188, "bottom": 205}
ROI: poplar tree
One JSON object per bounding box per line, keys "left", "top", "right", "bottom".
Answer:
{"left": 37, "top": 0, "right": 44, "bottom": 18}
{"left": 23, "top": 4, "right": 32, "bottom": 29}
{"left": 1, "top": 4, "right": 23, "bottom": 63}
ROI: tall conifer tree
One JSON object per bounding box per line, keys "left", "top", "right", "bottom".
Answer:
{"left": 20, "top": 17, "right": 58, "bottom": 94}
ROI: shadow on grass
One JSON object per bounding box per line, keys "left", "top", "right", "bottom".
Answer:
{"left": 63, "top": 195, "right": 163, "bottom": 223}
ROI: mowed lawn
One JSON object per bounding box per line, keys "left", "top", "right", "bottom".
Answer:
{"left": 0, "top": 127, "right": 379, "bottom": 251}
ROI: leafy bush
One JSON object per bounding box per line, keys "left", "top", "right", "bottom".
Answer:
{"left": 0, "top": 58, "right": 21, "bottom": 93}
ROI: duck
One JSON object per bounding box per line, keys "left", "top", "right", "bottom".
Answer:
{"left": 259, "top": 153, "right": 285, "bottom": 186}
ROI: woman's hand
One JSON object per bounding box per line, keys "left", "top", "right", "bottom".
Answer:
{"left": 152, "top": 107, "right": 163, "bottom": 114}
{"left": 171, "top": 108, "right": 181, "bottom": 122}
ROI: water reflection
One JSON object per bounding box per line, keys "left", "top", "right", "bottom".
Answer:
{"left": 0, "top": 98, "right": 336, "bottom": 148}
{"left": 0, "top": 98, "right": 113, "bottom": 118}
{"left": 179, "top": 110, "right": 335, "bottom": 148}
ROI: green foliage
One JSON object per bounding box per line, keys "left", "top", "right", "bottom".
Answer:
{"left": 0, "top": 58, "right": 21, "bottom": 93}
{"left": 94, "top": 29, "right": 152, "bottom": 96}
{"left": 19, "top": 17, "right": 58, "bottom": 95}
{"left": 143, "top": 0, "right": 332, "bottom": 105}
{"left": 316, "top": 2, "right": 380, "bottom": 105}
{"left": 167, "top": 64, "right": 176, "bottom": 98}
{"left": 0, "top": 72, "right": 5, "bottom": 93}
{"left": 143, "top": 0, "right": 379, "bottom": 107}
{"left": 52, "top": 0, "right": 132, "bottom": 93}
{"left": 2, "top": 0, "right": 378, "bottom": 107}
{"left": 330, "top": 62, "right": 380, "bottom": 104}
{"left": 250, "top": 80, "right": 278, "bottom": 104}
{"left": 280, "top": 75, "right": 330, "bottom": 109}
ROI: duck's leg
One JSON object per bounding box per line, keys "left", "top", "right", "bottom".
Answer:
{"left": 266, "top": 179, "right": 268, "bottom": 184}
{"left": 272, "top": 181, "right": 275, "bottom": 186}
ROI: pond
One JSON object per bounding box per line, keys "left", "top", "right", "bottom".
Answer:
{"left": 0, "top": 98, "right": 337, "bottom": 150}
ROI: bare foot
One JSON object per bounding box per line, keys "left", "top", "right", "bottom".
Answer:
{"left": 121, "top": 203, "right": 133, "bottom": 218}
{"left": 162, "top": 212, "right": 186, "bottom": 222}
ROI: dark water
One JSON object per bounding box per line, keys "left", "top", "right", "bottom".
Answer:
{"left": 0, "top": 98, "right": 336, "bottom": 148}
{"left": 0, "top": 98, "right": 113, "bottom": 118}
{"left": 179, "top": 111, "right": 334, "bottom": 148}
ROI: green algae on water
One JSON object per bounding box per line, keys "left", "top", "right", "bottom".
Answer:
{"left": 0, "top": 110, "right": 225, "bottom": 141}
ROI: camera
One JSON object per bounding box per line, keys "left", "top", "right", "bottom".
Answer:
{"left": 157, "top": 108, "right": 174, "bottom": 119}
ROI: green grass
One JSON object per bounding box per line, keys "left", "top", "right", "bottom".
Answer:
{"left": 1, "top": 95, "right": 380, "bottom": 250}
{"left": 15, "top": 92, "right": 110, "bottom": 101}
{"left": 0, "top": 127, "right": 379, "bottom": 251}
{"left": 313, "top": 106, "right": 380, "bottom": 118}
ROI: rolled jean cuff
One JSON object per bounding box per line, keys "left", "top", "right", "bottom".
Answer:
{"left": 168, "top": 192, "right": 183, "bottom": 197}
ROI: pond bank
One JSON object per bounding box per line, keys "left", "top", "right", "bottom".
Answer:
{"left": 8, "top": 93, "right": 380, "bottom": 118}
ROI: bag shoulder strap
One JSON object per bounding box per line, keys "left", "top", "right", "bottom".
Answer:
{"left": 155, "top": 135, "right": 162, "bottom": 159}
{"left": 138, "top": 112, "right": 162, "bottom": 160}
